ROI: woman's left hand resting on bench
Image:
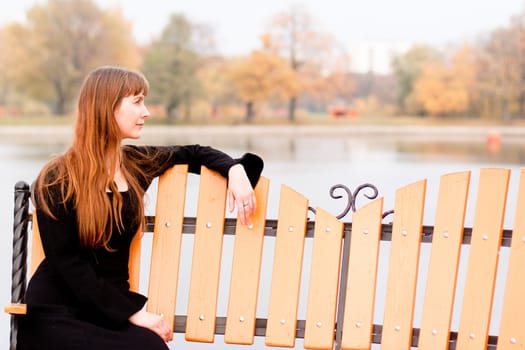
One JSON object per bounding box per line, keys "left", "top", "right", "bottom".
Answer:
{"left": 228, "top": 163, "right": 257, "bottom": 225}
{"left": 129, "top": 310, "right": 172, "bottom": 342}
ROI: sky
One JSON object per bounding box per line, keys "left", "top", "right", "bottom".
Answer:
{"left": 2, "top": 0, "right": 524, "bottom": 73}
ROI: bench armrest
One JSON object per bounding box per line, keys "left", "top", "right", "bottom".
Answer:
{"left": 4, "top": 303, "right": 27, "bottom": 315}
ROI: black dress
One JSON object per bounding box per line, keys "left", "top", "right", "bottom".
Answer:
{"left": 17, "top": 145, "right": 263, "bottom": 350}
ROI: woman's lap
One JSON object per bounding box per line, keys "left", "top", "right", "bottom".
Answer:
{"left": 17, "top": 306, "right": 169, "bottom": 350}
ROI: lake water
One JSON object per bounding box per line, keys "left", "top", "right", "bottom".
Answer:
{"left": 0, "top": 125, "right": 523, "bottom": 349}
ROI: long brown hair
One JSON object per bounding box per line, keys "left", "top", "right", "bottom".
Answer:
{"left": 36, "top": 66, "right": 150, "bottom": 249}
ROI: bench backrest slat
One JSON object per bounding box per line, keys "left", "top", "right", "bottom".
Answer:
{"left": 382, "top": 179, "right": 426, "bottom": 350}
{"left": 185, "top": 166, "right": 228, "bottom": 342}
{"left": 457, "top": 168, "right": 510, "bottom": 349}
{"left": 341, "top": 198, "right": 384, "bottom": 350}
{"left": 29, "top": 213, "right": 44, "bottom": 276}
{"left": 128, "top": 229, "right": 142, "bottom": 293}
{"left": 265, "top": 185, "right": 309, "bottom": 347}
{"left": 146, "top": 164, "right": 188, "bottom": 332}
{"left": 303, "top": 207, "right": 344, "bottom": 349}
{"left": 224, "top": 176, "right": 270, "bottom": 345}
{"left": 418, "top": 171, "right": 471, "bottom": 350}
{"left": 497, "top": 169, "right": 525, "bottom": 350}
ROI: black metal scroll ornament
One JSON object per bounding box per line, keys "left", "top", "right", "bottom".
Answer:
{"left": 309, "top": 183, "right": 382, "bottom": 220}
{"left": 10, "top": 181, "right": 30, "bottom": 350}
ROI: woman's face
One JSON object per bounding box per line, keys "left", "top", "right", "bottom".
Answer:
{"left": 114, "top": 93, "right": 150, "bottom": 140}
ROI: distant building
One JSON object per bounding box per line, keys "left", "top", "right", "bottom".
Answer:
{"left": 347, "top": 40, "right": 412, "bottom": 74}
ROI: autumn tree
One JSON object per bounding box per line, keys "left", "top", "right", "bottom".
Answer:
{"left": 198, "top": 57, "right": 237, "bottom": 118}
{"left": 413, "top": 45, "right": 478, "bottom": 116}
{"left": 229, "top": 50, "right": 297, "bottom": 122}
{"left": 3, "top": 0, "right": 139, "bottom": 115}
{"left": 475, "top": 14, "right": 525, "bottom": 121}
{"left": 299, "top": 52, "right": 354, "bottom": 112}
{"left": 391, "top": 45, "right": 441, "bottom": 115}
{"left": 266, "top": 5, "right": 338, "bottom": 121}
{"left": 0, "top": 27, "right": 10, "bottom": 105}
{"left": 141, "top": 14, "right": 206, "bottom": 123}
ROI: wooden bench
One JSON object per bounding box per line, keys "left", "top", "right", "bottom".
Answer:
{"left": 6, "top": 166, "right": 525, "bottom": 350}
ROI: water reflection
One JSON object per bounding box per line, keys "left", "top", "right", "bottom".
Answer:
{"left": 3, "top": 126, "right": 524, "bottom": 165}
{"left": 395, "top": 140, "right": 525, "bottom": 165}
{"left": 135, "top": 132, "right": 524, "bottom": 165}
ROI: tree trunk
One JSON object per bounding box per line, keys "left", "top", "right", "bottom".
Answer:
{"left": 287, "top": 96, "right": 296, "bottom": 122}
{"left": 245, "top": 101, "right": 254, "bottom": 122}
{"left": 183, "top": 98, "right": 192, "bottom": 123}
{"left": 53, "top": 82, "right": 66, "bottom": 115}
{"left": 166, "top": 103, "right": 178, "bottom": 124}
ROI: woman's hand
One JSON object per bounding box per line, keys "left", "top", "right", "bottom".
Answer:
{"left": 129, "top": 310, "right": 172, "bottom": 342}
{"left": 227, "top": 164, "right": 256, "bottom": 225}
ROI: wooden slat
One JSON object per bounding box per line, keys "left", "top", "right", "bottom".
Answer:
{"left": 419, "top": 171, "right": 471, "bottom": 350}
{"left": 497, "top": 169, "right": 525, "bottom": 350}
{"left": 265, "top": 185, "right": 309, "bottom": 347}
{"left": 4, "top": 303, "right": 27, "bottom": 315}
{"left": 381, "top": 179, "right": 426, "bottom": 350}
{"left": 304, "top": 207, "right": 344, "bottom": 350}
{"left": 185, "top": 166, "right": 228, "bottom": 342}
{"left": 457, "top": 168, "right": 510, "bottom": 349}
{"left": 146, "top": 164, "right": 188, "bottom": 334}
{"left": 128, "top": 228, "right": 142, "bottom": 293}
{"left": 224, "top": 177, "right": 270, "bottom": 344}
{"left": 341, "top": 198, "right": 384, "bottom": 350}
{"left": 29, "top": 212, "right": 44, "bottom": 276}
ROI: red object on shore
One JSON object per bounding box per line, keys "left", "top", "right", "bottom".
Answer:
{"left": 328, "top": 106, "right": 358, "bottom": 119}
{"left": 486, "top": 130, "right": 501, "bottom": 154}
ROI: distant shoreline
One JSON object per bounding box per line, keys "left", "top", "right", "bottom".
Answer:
{"left": 1, "top": 124, "right": 523, "bottom": 145}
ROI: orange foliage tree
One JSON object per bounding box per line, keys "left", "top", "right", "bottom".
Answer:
{"left": 3, "top": 0, "right": 139, "bottom": 115}
{"left": 229, "top": 50, "right": 297, "bottom": 122}
{"left": 266, "top": 5, "right": 341, "bottom": 121}
{"left": 198, "top": 57, "right": 237, "bottom": 119}
{"left": 413, "top": 45, "right": 478, "bottom": 116}
{"left": 476, "top": 15, "right": 525, "bottom": 121}
{"left": 391, "top": 45, "right": 441, "bottom": 115}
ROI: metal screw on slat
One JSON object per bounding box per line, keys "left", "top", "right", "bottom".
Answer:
{"left": 280, "top": 319, "right": 286, "bottom": 325}
{"left": 469, "top": 333, "right": 476, "bottom": 339}
{"left": 325, "top": 227, "right": 332, "bottom": 233}
{"left": 482, "top": 235, "right": 489, "bottom": 241}
{"left": 394, "top": 325, "right": 401, "bottom": 331}
{"left": 363, "top": 229, "right": 369, "bottom": 235}
{"left": 401, "top": 230, "right": 408, "bottom": 237}
{"left": 206, "top": 222, "right": 212, "bottom": 228}
{"left": 288, "top": 226, "right": 294, "bottom": 232}
{"left": 165, "top": 221, "right": 171, "bottom": 228}
{"left": 239, "top": 316, "right": 245, "bottom": 322}
{"left": 432, "top": 329, "right": 438, "bottom": 336}
{"left": 355, "top": 322, "right": 362, "bottom": 328}
{"left": 316, "top": 322, "right": 322, "bottom": 328}
{"left": 510, "top": 337, "right": 517, "bottom": 344}
{"left": 443, "top": 231, "right": 449, "bottom": 238}
{"left": 247, "top": 224, "right": 254, "bottom": 230}
{"left": 199, "top": 314, "right": 205, "bottom": 321}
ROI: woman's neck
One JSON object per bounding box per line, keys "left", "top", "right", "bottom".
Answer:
{"left": 107, "top": 153, "right": 128, "bottom": 192}
{"left": 113, "top": 167, "right": 129, "bottom": 192}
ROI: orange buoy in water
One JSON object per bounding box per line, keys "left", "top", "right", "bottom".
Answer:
{"left": 486, "top": 130, "right": 501, "bottom": 154}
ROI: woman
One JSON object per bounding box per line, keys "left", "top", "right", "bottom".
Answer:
{"left": 17, "top": 66, "right": 264, "bottom": 349}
